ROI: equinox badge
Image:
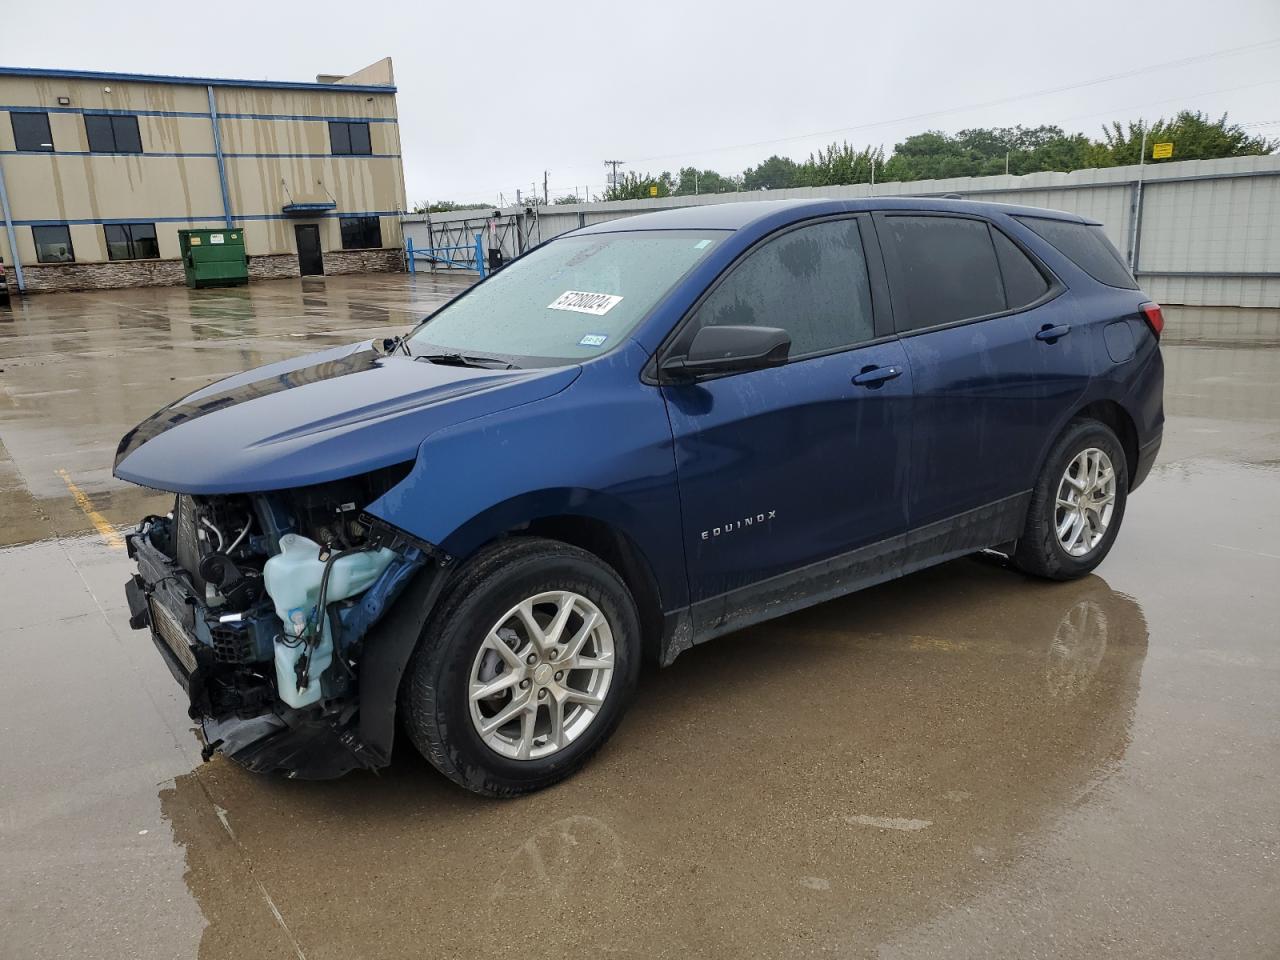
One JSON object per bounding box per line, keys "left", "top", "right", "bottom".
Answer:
{"left": 701, "top": 510, "right": 777, "bottom": 541}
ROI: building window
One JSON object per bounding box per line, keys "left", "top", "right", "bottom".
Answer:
{"left": 33, "top": 225, "right": 75, "bottom": 263}
{"left": 340, "top": 216, "right": 383, "bottom": 250}
{"left": 12, "top": 112, "right": 54, "bottom": 151}
{"left": 104, "top": 223, "right": 159, "bottom": 260}
{"left": 85, "top": 114, "right": 143, "bottom": 154}
{"left": 329, "top": 121, "right": 372, "bottom": 156}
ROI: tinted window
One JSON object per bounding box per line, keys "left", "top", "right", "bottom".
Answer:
{"left": 85, "top": 114, "right": 142, "bottom": 153}
{"left": 328, "top": 121, "right": 350, "bottom": 155}
{"left": 330, "top": 121, "right": 372, "bottom": 156}
{"left": 104, "top": 223, "right": 159, "bottom": 260}
{"left": 348, "top": 122, "right": 372, "bottom": 155}
{"left": 12, "top": 112, "right": 53, "bottom": 151}
{"left": 84, "top": 115, "right": 114, "bottom": 151}
{"left": 1014, "top": 216, "right": 1138, "bottom": 290}
{"left": 112, "top": 116, "right": 143, "bottom": 153}
{"left": 879, "top": 216, "right": 1006, "bottom": 331}
{"left": 33, "top": 225, "right": 74, "bottom": 263}
{"left": 992, "top": 229, "right": 1050, "bottom": 308}
{"left": 340, "top": 215, "right": 382, "bottom": 250}
{"left": 691, "top": 219, "right": 875, "bottom": 356}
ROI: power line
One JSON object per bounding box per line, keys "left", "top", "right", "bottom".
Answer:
{"left": 418, "top": 48, "right": 1280, "bottom": 199}
{"left": 1051, "top": 78, "right": 1280, "bottom": 128}
{"left": 627, "top": 37, "right": 1280, "bottom": 164}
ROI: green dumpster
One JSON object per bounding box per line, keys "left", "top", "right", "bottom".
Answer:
{"left": 178, "top": 228, "right": 248, "bottom": 288}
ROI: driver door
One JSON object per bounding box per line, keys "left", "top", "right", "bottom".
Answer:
{"left": 659, "top": 216, "right": 913, "bottom": 638}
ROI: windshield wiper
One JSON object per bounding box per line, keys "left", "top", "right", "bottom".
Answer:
{"left": 415, "top": 352, "right": 520, "bottom": 370}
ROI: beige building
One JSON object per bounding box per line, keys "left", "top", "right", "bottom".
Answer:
{"left": 0, "top": 58, "right": 406, "bottom": 294}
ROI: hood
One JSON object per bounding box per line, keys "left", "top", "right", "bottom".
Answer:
{"left": 114, "top": 341, "right": 579, "bottom": 494}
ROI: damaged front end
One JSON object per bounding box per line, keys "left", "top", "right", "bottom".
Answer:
{"left": 124, "top": 464, "right": 449, "bottom": 778}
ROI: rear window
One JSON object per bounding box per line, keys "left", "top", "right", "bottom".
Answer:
{"left": 1014, "top": 216, "right": 1137, "bottom": 290}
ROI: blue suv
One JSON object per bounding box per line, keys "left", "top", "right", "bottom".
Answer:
{"left": 117, "top": 198, "right": 1164, "bottom": 795}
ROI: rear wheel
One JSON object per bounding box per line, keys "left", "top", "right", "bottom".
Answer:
{"left": 400, "top": 537, "right": 640, "bottom": 796}
{"left": 1014, "top": 419, "right": 1129, "bottom": 580}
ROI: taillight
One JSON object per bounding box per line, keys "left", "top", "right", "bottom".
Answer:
{"left": 1140, "top": 302, "right": 1164, "bottom": 339}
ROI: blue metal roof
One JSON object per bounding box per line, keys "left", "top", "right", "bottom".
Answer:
{"left": 0, "top": 65, "right": 396, "bottom": 95}
{"left": 282, "top": 201, "right": 338, "bottom": 215}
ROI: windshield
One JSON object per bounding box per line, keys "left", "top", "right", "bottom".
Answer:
{"left": 408, "top": 230, "right": 725, "bottom": 365}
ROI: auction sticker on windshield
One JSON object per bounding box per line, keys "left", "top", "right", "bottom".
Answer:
{"left": 548, "top": 291, "right": 624, "bottom": 316}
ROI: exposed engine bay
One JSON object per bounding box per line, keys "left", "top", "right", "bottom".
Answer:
{"left": 124, "top": 463, "right": 446, "bottom": 777}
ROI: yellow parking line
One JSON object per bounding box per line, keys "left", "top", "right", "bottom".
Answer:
{"left": 56, "top": 469, "right": 125, "bottom": 550}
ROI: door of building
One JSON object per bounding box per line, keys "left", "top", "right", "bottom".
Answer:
{"left": 294, "top": 224, "right": 324, "bottom": 276}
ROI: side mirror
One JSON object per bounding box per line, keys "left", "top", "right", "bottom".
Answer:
{"left": 660, "top": 325, "right": 791, "bottom": 380}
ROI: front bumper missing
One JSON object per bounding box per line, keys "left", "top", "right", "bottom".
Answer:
{"left": 125, "top": 523, "right": 452, "bottom": 779}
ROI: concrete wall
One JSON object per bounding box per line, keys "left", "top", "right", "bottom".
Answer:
{"left": 0, "top": 62, "right": 407, "bottom": 293}
{"left": 404, "top": 156, "right": 1280, "bottom": 320}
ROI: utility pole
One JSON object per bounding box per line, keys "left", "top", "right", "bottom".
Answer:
{"left": 603, "top": 159, "right": 626, "bottom": 194}
{"left": 1128, "top": 121, "right": 1148, "bottom": 268}
{"left": 543, "top": 170, "right": 549, "bottom": 205}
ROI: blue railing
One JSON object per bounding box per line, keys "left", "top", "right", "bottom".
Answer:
{"left": 406, "top": 233, "right": 487, "bottom": 279}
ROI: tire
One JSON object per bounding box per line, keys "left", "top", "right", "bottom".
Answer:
{"left": 1013, "top": 418, "right": 1129, "bottom": 581}
{"left": 399, "top": 537, "right": 641, "bottom": 797}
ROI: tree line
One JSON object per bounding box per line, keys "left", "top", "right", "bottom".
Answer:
{"left": 418, "top": 111, "right": 1274, "bottom": 209}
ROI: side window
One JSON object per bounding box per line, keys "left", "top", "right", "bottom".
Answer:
{"left": 85, "top": 114, "right": 142, "bottom": 153}
{"left": 879, "top": 215, "right": 1006, "bottom": 331}
{"left": 12, "top": 112, "right": 54, "bottom": 151}
{"left": 1013, "top": 216, "right": 1138, "bottom": 290}
{"left": 992, "top": 229, "right": 1050, "bottom": 308}
{"left": 689, "top": 219, "right": 875, "bottom": 357}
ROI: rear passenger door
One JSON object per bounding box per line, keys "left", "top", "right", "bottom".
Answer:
{"left": 874, "top": 212, "right": 1079, "bottom": 562}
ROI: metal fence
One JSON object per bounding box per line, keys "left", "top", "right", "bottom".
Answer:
{"left": 403, "top": 155, "right": 1280, "bottom": 338}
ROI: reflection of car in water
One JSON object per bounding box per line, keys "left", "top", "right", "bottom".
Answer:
{"left": 157, "top": 567, "right": 1149, "bottom": 957}
{"left": 119, "top": 199, "right": 1164, "bottom": 795}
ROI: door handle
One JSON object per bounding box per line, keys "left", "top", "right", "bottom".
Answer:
{"left": 852, "top": 365, "right": 903, "bottom": 387}
{"left": 1035, "top": 323, "right": 1072, "bottom": 342}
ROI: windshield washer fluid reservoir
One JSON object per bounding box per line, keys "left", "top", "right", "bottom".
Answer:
{"left": 264, "top": 534, "right": 396, "bottom": 709}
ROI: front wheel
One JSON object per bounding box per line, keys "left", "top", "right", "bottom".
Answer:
{"left": 1013, "top": 419, "right": 1130, "bottom": 580}
{"left": 399, "top": 537, "right": 641, "bottom": 796}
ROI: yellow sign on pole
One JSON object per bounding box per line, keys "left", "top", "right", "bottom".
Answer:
{"left": 649, "top": 185, "right": 659, "bottom": 197}
{"left": 1152, "top": 142, "right": 1174, "bottom": 160}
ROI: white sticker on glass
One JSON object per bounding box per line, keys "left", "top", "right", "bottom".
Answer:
{"left": 579, "top": 334, "right": 608, "bottom": 347}
{"left": 548, "top": 290, "right": 623, "bottom": 316}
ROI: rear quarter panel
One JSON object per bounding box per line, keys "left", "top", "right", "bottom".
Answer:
{"left": 1003, "top": 213, "right": 1165, "bottom": 481}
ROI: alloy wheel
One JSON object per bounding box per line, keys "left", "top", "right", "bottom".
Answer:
{"left": 1054, "top": 447, "right": 1117, "bottom": 558}
{"left": 467, "top": 591, "right": 615, "bottom": 760}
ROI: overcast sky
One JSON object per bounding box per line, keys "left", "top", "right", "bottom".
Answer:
{"left": 4, "top": 0, "right": 1279, "bottom": 206}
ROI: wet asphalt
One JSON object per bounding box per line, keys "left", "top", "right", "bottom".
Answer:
{"left": 0, "top": 275, "right": 1277, "bottom": 960}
